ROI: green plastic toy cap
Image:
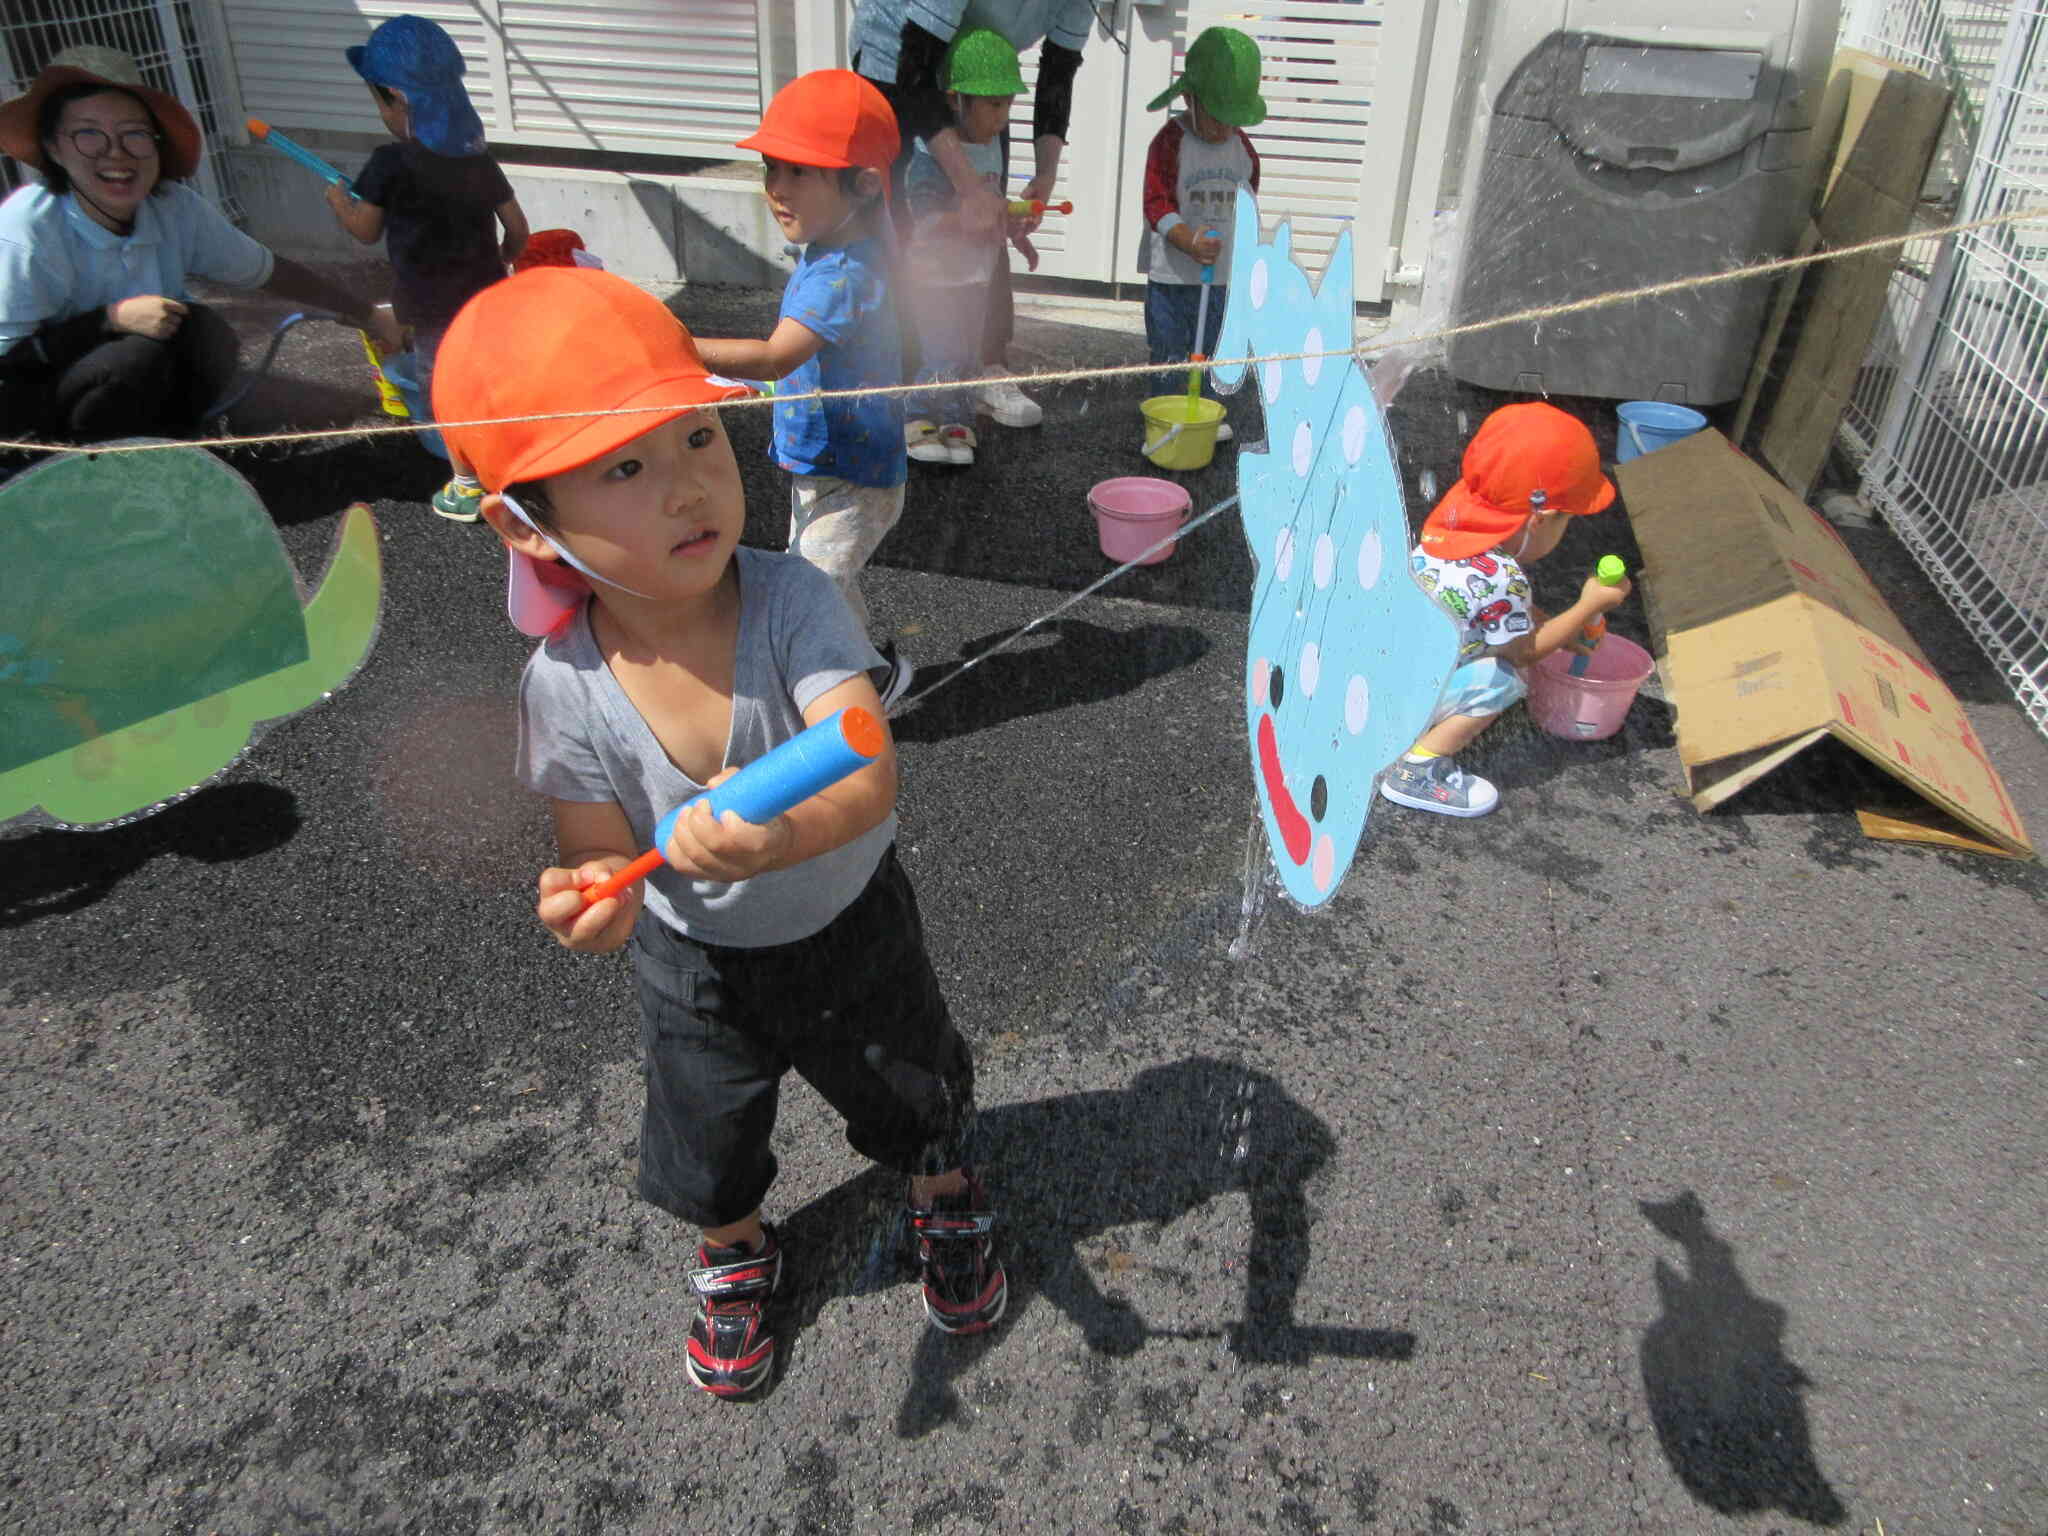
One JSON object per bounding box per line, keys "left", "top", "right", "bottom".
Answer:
{"left": 945, "top": 26, "right": 1026, "bottom": 97}
{"left": 1146, "top": 27, "right": 1267, "bottom": 127}
{"left": 1596, "top": 555, "right": 1627, "bottom": 585}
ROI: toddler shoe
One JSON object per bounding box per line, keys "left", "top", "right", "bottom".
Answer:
{"left": 1377, "top": 755, "right": 1499, "bottom": 818}
{"left": 1215, "top": 421, "right": 1235, "bottom": 443}
{"left": 431, "top": 478, "right": 483, "bottom": 522}
{"left": 940, "top": 424, "right": 977, "bottom": 465}
{"left": 910, "top": 1174, "right": 1007, "bottom": 1335}
{"left": 975, "top": 370, "right": 1043, "bottom": 429}
{"left": 906, "top": 419, "right": 953, "bottom": 464}
{"left": 685, "top": 1225, "right": 782, "bottom": 1398}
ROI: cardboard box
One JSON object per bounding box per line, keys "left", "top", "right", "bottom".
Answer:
{"left": 1750, "top": 62, "right": 1951, "bottom": 497}
{"left": 1617, "top": 429, "right": 2033, "bottom": 857}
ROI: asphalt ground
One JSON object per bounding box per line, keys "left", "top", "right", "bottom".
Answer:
{"left": 3, "top": 268, "right": 2046, "bottom": 1536}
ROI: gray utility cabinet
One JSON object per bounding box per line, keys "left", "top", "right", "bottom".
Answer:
{"left": 1447, "top": 0, "right": 1841, "bottom": 404}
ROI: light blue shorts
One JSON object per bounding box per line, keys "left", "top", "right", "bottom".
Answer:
{"left": 1429, "top": 657, "right": 1527, "bottom": 726}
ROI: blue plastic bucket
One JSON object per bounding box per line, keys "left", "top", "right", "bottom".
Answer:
{"left": 1615, "top": 401, "right": 1707, "bottom": 463}
{"left": 380, "top": 351, "right": 449, "bottom": 461}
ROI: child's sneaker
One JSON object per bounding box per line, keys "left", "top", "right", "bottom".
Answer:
{"left": 940, "top": 424, "right": 976, "bottom": 465}
{"left": 431, "top": 477, "right": 484, "bottom": 522}
{"left": 1214, "top": 420, "right": 1234, "bottom": 443}
{"left": 910, "top": 1175, "right": 1007, "bottom": 1334}
{"left": 873, "top": 641, "right": 914, "bottom": 709}
{"left": 975, "top": 371, "right": 1043, "bottom": 428}
{"left": 1378, "top": 754, "right": 1499, "bottom": 818}
{"left": 906, "top": 419, "right": 953, "bottom": 464}
{"left": 685, "top": 1226, "right": 782, "bottom": 1398}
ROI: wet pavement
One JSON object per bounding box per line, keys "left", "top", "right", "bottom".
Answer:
{"left": 4, "top": 266, "right": 2046, "bottom": 1535}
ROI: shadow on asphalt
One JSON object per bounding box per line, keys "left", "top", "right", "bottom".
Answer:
{"left": 760, "top": 1056, "right": 1418, "bottom": 1433}
{"left": 1638, "top": 1191, "right": 1849, "bottom": 1527}
{"left": 0, "top": 782, "right": 300, "bottom": 926}
{"left": 889, "top": 618, "right": 1212, "bottom": 745}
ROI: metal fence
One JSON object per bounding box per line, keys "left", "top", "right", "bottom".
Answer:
{"left": 1842, "top": 0, "right": 2048, "bottom": 733}
{"left": 0, "top": 0, "right": 240, "bottom": 216}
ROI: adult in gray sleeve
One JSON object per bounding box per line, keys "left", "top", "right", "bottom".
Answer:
{"left": 0, "top": 47, "right": 393, "bottom": 444}
{"left": 849, "top": 0, "right": 1094, "bottom": 427}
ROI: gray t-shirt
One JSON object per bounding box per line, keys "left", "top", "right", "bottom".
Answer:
{"left": 515, "top": 547, "right": 893, "bottom": 947}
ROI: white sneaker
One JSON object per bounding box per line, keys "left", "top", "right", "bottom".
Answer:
{"left": 1377, "top": 755, "right": 1499, "bottom": 818}
{"left": 906, "top": 419, "right": 952, "bottom": 464}
{"left": 940, "top": 423, "right": 977, "bottom": 465}
{"left": 976, "top": 372, "right": 1043, "bottom": 428}
{"left": 1214, "top": 420, "right": 1234, "bottom": 443}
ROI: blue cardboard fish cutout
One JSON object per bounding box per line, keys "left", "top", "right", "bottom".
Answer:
{"left": 1211, "top": 192, "right": 1459, "bottom": 905}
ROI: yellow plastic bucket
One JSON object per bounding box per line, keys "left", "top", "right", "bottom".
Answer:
{"left": 1140, "top": 395, "right": 1226, "bottom": 471}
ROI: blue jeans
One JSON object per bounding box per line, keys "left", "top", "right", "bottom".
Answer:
{"left": 909, "top": 281, "right": 987, "bottom": 428}
{"left": 1145, "top": 280, "right": 1226, "bottom": 395}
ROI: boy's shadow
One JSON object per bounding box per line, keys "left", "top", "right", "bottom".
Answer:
{"left": 1638, "top": 1192, "right": 1848, "bottom": 1526}
{"left": 888, "top": 618, "right": 1211, "bottom": 744}
{"left": 769, "top": 1056, "right": 1417, "bottom": 1436}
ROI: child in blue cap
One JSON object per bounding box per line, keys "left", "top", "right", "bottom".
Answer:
{"left": 325, "top": 14, "right": 528, "bottom": 521}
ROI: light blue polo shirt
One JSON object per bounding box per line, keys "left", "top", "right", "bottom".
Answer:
{"left": 0, "top": 181, "right": 274, "bottom": 348}
{"left": 849, "top": 0, "right": 1093, "bottom": 83}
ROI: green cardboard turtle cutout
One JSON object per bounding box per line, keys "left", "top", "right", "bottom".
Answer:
{"left": 0, "top": 443, "right": 381, "bottom": 828}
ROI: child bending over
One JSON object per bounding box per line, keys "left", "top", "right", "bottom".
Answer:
{"left": 1380, "top": 403, "right": 1632, "bottom": 819}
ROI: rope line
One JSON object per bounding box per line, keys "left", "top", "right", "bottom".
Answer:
{"left": 2, "top": 203, "right": 2039, "bottom": 459}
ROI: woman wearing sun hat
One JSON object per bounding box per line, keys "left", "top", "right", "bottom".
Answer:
{"left": 0, "top": 46, "right": 390, "bottom": 444}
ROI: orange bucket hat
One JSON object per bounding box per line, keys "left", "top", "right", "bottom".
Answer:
{"left": 737, "top": 69, "right": 899, "bottom": 183}
{"left": 1418, "top": 402, "right": 1615, "bottom": 562}
{"left": 0, "top": 46, "right": 204, "bottom": 181}
{"left": 432, "top": 267, "right": 752, "bottom": 635}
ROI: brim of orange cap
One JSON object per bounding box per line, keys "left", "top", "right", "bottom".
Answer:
{"left": 1417, "top": 480, "right": 1528, "bottom": 563}
{"left": 1575, "top": 473, "right": 1618, "bottom": 517}
{"left": 735, "top": 125, "right": 857, "bottom": 169}
{"left": 457, "top": 369, "right": 753, "bottom": 490}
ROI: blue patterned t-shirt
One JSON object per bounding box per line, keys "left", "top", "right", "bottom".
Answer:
{"left": 774, "top": 236, "right": 906, "bottom": 489}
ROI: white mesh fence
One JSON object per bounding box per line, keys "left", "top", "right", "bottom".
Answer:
{"left": 1842, "top": 0, "right": 2048, "bottom": 732}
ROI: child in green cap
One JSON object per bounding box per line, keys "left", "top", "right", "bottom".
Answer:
{"left": 1140, "top": 25, "right": 1264, "bottom": 439}
{"left": 900, "top": 26, "right": 1026, "bottom": 468}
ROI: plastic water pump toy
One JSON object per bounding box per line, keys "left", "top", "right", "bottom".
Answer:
{"left": 1569, "top": 556, "right": 1629, "bottom": 677}
{"left": 1008, "top": 199, "right": 1073, "bottom": 216}
{"left": 579, "top": 706, "right": 885, "bottom": 907}
{"left": 247, "top": 118, "right": 350, "bottom": 188}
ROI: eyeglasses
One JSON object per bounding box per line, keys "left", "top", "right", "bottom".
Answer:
{"left": 61, "top": 126, "right": 162, "bottom": 160}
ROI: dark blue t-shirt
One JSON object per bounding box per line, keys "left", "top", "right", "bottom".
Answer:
{"left": 773, "top": 237, "right": 905, "bottom": 488}
{"left": 354, "top": 141, "right": 511, "bottom": 332}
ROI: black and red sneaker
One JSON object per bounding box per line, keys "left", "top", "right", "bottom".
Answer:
{"left": 909, "top": 1177, "right": 1007, "bottom": 1335}
{"left": 685, "top": 1226, "right": 782, "bottom": 1398}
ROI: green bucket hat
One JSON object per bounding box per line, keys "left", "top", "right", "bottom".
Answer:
{"left": 945, "top": 26, "right": 1025, "bottom": 96}
{"left": 1146, "top": 26, "right": 1266, "bottom": 126}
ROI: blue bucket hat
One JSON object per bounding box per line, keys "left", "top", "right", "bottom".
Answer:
{"left": 347, "top": 14, "right": 484, "bottom": 158}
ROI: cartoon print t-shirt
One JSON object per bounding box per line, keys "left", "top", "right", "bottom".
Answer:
{"left": 774, "top": 236, "right": 907, "bottom": 489}
{"left": 1410, "top": 545, "right": 1532, "bottom": 662}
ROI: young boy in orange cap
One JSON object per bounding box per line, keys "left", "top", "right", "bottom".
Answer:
{"left": 695, "top": 70, "right": 913, "bottom": 706}
{"left": 435, "top": 266, "right": 1006, "bottom": 1401}
{"left": 1379, "top": 402, "right": 1633, "bottom": 818}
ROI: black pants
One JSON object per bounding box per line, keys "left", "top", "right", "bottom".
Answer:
{"left": 629, "top": 847, "right": 975, "bottom": 1228}
{"left": 1, "top": 301, "right": 240, "bottom": 443}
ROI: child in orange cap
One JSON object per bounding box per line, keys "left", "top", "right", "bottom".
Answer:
{"left": 695, "top": 70, "right": 913, "bottom": 706}
{"left": 435, "top": 266, "right": 1006, "bottom": 1401}
{"left": 1379, "top": 402, "right": 1632, "bottom": 818}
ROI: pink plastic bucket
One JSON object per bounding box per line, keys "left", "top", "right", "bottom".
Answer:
{"left": 1088, "top": 476, "right": 1191, "bottom": 565}
{"left": 1527, "top": 634, "right": 1655, "bottom": 741}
